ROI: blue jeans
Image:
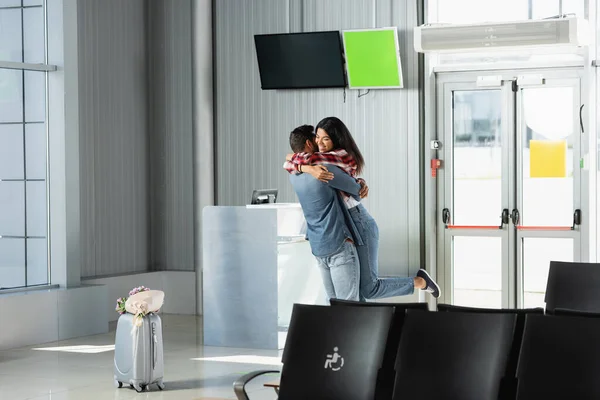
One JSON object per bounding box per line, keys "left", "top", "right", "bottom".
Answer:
{"left": 349, "top": 204, "right": 415, "bottom": 300}
{"left": 315, "top": 241, "right": 360, "bottom": 302}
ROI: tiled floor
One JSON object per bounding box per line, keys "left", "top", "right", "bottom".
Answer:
{"left": 0, "top": 315, "right": 281, "bottom": 400}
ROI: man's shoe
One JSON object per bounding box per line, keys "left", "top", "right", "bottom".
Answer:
{"left": 417, "top": 269, "right": 441, "bottom": 299}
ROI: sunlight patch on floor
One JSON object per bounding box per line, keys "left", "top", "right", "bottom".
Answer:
{"left": 191, "top": 355, "right": 282, "bottom": 366}
{"left": 32, "top": 344, "right": 115, "bottom": 354}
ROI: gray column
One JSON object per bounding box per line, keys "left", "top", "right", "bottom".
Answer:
{"left": 192, "top": 0, "right": 215, "bottom": 315}
{"left": 47, "top": 0, "right": 81, "bottom": 287}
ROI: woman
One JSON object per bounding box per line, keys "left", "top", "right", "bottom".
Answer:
{"left": 284, "top": 117, "right": 440, "bottom": 300}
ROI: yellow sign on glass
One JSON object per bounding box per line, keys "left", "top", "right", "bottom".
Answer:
{"left": 529, "top": 140, "right": 567, "bottom": 178}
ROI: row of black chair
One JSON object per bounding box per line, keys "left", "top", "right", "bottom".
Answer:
{"left": 233, "top": 260, "right": 600, "bottom": 399}
{"left": 234, "top": 302, "right": 600, "bottom": 400}
{"left": 332, "top": 301, "right": 546, "bottom": 400}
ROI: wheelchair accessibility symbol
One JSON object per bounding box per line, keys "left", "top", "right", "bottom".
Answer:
{"left": 324, "top": 347, "right": 344, "bottom": 371}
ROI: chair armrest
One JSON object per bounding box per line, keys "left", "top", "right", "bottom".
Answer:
{"left": 233, "top": 369, "right": 281, "bottom": 400}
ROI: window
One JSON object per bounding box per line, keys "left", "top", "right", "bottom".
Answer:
{"left": 0, "top": 0, "right": 52, "bottom": 290}
{"left": 429, "top": 0, "right": 586, "bottom": 24}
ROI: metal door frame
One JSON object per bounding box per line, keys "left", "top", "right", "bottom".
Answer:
{"left": 435, "top": 67, "right": 583, "bottom": 308}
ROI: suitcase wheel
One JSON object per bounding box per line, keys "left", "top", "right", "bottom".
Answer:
{"left": 114, "top": 379, "right": 122, "bottom": 388}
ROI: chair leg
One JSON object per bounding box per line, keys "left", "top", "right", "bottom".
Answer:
{"left": 232, "top": 369, "right": 280, "bottom": 400}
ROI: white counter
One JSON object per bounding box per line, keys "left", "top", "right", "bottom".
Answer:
{"left": 202, "top": 204, "right": 325, "bottom": 350}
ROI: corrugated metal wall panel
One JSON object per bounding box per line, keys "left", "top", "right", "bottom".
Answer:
{"left": 215, "top": 0, "right": 290, "bottom": 211}
{"left": 215, "top": 0, "right": 422, "bottom": 276}
{"left": 147, "top": 0, "right": 195, "bottom": 272}
{"left": 78, "top": 0, "right": 149, "bottom": 277}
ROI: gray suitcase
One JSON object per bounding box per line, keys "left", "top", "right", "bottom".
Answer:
{"left": 114, "top": 313, "right": 165, "bottom": 392}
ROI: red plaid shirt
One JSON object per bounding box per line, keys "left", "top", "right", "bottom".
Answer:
{"left": 283, "top": 150, "right": 365, "bottom": 202}
{"left": 283, "top": 149, "right": 357, "bottom": 177}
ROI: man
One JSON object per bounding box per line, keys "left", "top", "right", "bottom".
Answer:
{"left": 288, "top": 125, "right": 364, "bottom": 301}
{"left": 287, "top": 124, "right": 440, "bottom": 302}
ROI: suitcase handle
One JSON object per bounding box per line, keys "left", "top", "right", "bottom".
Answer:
{"left": 152, "top": 322, "right": 157, "bottom": 369}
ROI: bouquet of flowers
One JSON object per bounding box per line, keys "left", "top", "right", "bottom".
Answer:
{"left": 115, "top": 286, "right": 164, "bottom": 328}
{"left": 114, "top": 286, "right": 151, "bottom": 316}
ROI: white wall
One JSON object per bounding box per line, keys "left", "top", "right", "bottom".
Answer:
{"left": 0, "top": 285, "right": 107, "bottom": 351}
{"left": 85, "top": 271, "right": 197, "bottom": 322}
{"left": 0, "top": 271, "right": 196, "bottom": 350}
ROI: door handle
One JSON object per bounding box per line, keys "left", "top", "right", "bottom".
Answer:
{"left": 572, "top": 209, "right": 581, "bottom": 230}
{"left": 512, "top": 208, "right": 578, "bottom": 231}
{"left": 500, "top": 208, "right": 509, "bottom": 228}
{"left": 580, "top": 104, "right": 585, "bottom": 133}
{"left": 442, "top": 208, "right": 450, "bottom": 225}
{"left": 511, "top": 209, "right": 520, "bottom": 226}
{"left": 443, "top": 208, "right": 508, "bottom": 230}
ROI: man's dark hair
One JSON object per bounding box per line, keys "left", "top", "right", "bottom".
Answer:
{"left": 289, "top": 124, "right": 315, "bottom": 153}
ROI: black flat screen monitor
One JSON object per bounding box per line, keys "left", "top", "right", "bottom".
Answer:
{"left": 251, "top": 189, "right": 278, "bottom": 205}
{"left": 254, "top": 31, "right": 346, "bottom": 90}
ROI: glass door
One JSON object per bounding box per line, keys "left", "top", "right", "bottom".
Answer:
{"left": 516, "top": 80, "right": 581, "bottom": 308}
{"left": 439, "top": 82, "right": 511, "bottom": 308}
{"left": 436, "top": 69, "right": 582, "bottom": 309}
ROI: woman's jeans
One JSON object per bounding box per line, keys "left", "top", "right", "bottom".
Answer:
{"left": 349, "top": 204, "right": 415, "bottom": 300}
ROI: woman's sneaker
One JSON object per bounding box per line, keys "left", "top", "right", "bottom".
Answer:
{"left": 417, "top": 269, "right": 441, "bottom": 298}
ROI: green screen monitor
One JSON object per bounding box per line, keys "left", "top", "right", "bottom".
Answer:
{"left": 342, "top": 28, "right": 403, "bottom": 89}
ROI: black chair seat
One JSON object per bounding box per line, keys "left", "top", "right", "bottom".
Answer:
{"left": 330, "top": 299, "right": 428, "bottom": 399}
{"left": 545, "top": 261, "right": 600, "bottom": 314}
{"left": 393, "top": 310, "right": 516, "bottom": 400}
{"left": 436, "top": 304, "right": 544, "bottom": 400}
{"left": 517, "top": 314, "right": 600, "bottom": 399}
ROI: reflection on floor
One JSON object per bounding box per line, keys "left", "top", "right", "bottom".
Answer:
{"left": 0, "top": 315, "right": 281, "bottom": 400}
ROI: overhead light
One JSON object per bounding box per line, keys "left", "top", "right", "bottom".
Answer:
{"left": 414, "top": 17, "right": 589, "bottom": 53}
